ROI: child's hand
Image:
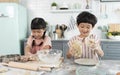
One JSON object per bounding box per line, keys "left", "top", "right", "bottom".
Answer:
{"left": 20, "top": 56, "right": 29, "bottom": 62}
{"left": 67, "top": 48, "right": 80, "bottom": 59}
{"left": 71, "top": 41, "right": 82, "bottom": 58}
{"left": 20, "top": 55, "right": 37, "bottom": 62}
{"left": 87, "top": 34, "right": 98, "bottom": 49}
{"left": 66, "top": 50, "right": 73, "bottom": 59}
{"left": 89, "top": 40, "right": 98, "bottom": 49}
{"left": 88, "top": 39, "right": 99, "bottom": 53}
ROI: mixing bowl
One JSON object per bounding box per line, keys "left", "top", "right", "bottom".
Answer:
{"left": 108, "top": 36, "right": 120, "bottom": 40}
{"left": 37, "top": 49, "right": 62, "bottom": 64}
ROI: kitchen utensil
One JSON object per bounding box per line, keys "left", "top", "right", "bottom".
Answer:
{"left": 108, "top": 36, "right": 120, "bottom": 40}
{"left": 100, "top": 4, "right": 108, "bottom": 19}
{"left": 67, "top": 16, "right": 76, "bottom": 31}
{"left": 104, "top": 4, "right": 108, "bottom": 18}
{"left": 98, "top": 55, "right": 102, "bottom": 65}
{"left": 2, "top": 62, "right": 51, "bottom": 71}
{"left": 60, "top": 3, "right": 69, "bottom": 10}
{"left": 74, "top": 58, "right": 98, "bottom": 66}
{"left": 53, "top": 31, "right": 58, "bottom": 40}
{"left": 59, "top": 24, "right": 67, "bottom": 38}
{"left": 86, "top": 0, "right": 89, "bottom": 9}
{"left": 37, "top": 49, "right": 62, "bottom": 64}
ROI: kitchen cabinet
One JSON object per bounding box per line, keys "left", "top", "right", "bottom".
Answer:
{"left": 22, "top": 39, "right": 69, "bottom": 58}
{"left": 22, "top": 39, "right": 120, "bottom": 60}
{"left": 52, "top": 40, "right": 69, "bottom": 58}
{"left": 101, "top": 40, "right": 120, "bottom": 60}
{"left": 52, "top": 40, "right": 120, "bottom": 60}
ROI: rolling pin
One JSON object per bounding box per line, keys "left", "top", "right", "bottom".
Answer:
{"left": 2, "top": 61, "right": 51, "bottom": 71}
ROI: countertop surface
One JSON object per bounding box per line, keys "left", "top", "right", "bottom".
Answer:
{"left": 0, "top": 59, "right": 120, "bottom": 75}
{"left": 23, "top": 38, "right": 120, "bottom": 42}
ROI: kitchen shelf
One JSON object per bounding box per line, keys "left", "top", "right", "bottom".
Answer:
{"left": 50, "top": 9, "right": 92, "bottom": 13}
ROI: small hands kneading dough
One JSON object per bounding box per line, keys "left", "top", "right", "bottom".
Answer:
{"left": 20, "top": 55, "right": 38, "bottom": 62}
{"left": 71, "top": 40, "right": 82, "bottom": 58}
{"left": 87, "top": 39, "right": 97, "bottom": 49}
{"left": 87, "top": 39, "right": 95, "bottom": 46}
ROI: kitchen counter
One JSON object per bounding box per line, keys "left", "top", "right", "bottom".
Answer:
{"left": 23, "top": 38, "right": 120, "bottom": 41}
{"left": 52, "top": 39, "right": 120, "bottom": 42}
{"left": 1, "top": 59, "right": 120, "bottom": 75}
{"left": 101, "top": 39, "right": 120, "bottom": 42}
{"left": 22, "top": 38, "right": 120, "bottom": 59}
{"left": 51, "top": 38, "right": 120, "bottom": 43}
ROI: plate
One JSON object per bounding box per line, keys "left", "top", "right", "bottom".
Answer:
{"left": 76, "top": 66, "right": 107, "bottom": 75}
{"left": 108, "top": 36, "right": 120, "bottom": 40}
{"left": 74, "top": 58, "right": 98, "bottom": 66}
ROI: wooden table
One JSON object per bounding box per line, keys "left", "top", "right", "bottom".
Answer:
{"left": 0, "top": 59, "right": 120, "bottom": 75}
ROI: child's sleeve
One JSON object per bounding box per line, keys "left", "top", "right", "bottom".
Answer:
{"left": 94, "top": 35, "right": 100, "bottom": 44}
{"left": 68, "top": 38, "right": 74, "bottom": 48}
{"left": 43, "top": 36, "right": 52, "bottom": 48}
{"left": 26, "top": 36, "right": 33, "bottom": 47}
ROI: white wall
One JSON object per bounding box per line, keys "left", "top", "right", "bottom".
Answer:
{"left": 19, "top": 0, "right": 120, "bottom": 39}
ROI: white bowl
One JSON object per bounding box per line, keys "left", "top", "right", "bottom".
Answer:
{"left": 37, "top": 49, "right": 62, "bottom": 64}
{"left": 108, "top": 36, "right": 120, "bottom": 40}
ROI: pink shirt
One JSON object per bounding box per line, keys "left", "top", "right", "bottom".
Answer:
{"left": 68, "top": 34, "right": 100, "bottom": 60}
{"left": 26, "top": 35, "right": 52, "bottom": 54}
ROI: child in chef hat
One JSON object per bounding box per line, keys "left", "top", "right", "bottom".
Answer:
{"left": 67, "top": 11, "right": 104, "bottom": 60}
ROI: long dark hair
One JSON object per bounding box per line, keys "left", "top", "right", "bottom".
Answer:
{"left": 31, "top": 17, "right": 46, "bottom": 46}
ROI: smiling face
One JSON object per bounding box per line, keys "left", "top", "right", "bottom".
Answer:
{"left": 78, "top": 23, "right": 93, "bottom": 38}
{"left": 32, "top": 29, "right": 45, "bottom": 39}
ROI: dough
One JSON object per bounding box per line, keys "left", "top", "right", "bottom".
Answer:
{"left": 0, "top": 67, "right": 8, "bottom": 73}
{"left": 87, "top": 39, "right": 95, "bottom": 46}
{"left": 71, "top": 40, "right": 82, "bottom": 58}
